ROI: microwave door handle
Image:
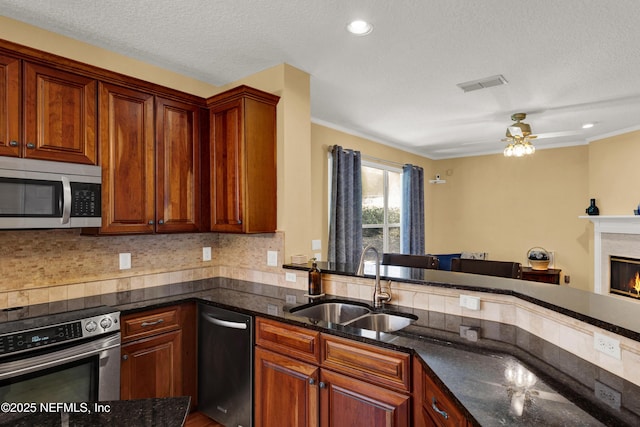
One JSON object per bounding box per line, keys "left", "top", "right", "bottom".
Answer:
{"left": 61, "top": 176, "right": 71, "bottom": 225}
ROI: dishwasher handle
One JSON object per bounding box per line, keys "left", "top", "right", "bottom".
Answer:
{"left": 202, "top": 312, "right": 248, "bottom": 330}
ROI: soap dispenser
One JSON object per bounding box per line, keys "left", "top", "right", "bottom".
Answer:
{"left": 308, "top": 258, "right": 322, "bottom": 296}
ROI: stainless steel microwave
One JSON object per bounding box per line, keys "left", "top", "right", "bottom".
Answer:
{"left": 0, "top": 157, "right": 101, "bottom": 229}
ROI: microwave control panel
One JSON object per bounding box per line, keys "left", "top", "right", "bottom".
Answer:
{"left": 70, "top": 182, "right": 101, "bottom": 217}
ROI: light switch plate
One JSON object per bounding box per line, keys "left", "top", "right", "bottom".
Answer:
{"left": 267, "top": 251, "right": 278, "bottom": 266}
{"left": 202, "top": 247, "right": 212, "bottom": 261}
{"left": 460, "top": 294, "right": 480, "bottom": 311}
{"left": 312, "top": 239, "right": 322, "bottom": 250}
{"left": 119, "top": 253, "right": 131, "bottom": 270}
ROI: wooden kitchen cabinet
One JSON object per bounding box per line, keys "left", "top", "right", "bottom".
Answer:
{"left": 254, "top": 317, "right": 411, "bottom": 426}
{"left": 413, "top": 356, "right": 469, "bottom": 427}
{"left": 96, "top": 84, "right": 202, "bottom": 234}
{"left": 205, "top": 86, "right": 279, "bottom": 233}
{"left": 0, "top": 57, "right": 97, "bottom": 164}
{"left": 0, "top": 53, "right": 20, "bottom": 158}
{"left": 120, "top": 304, "right": 197, "bottom": 405}
{"left": 155, "top": 96, "right": 202, "bottom": 233}
{"left": 255, "top": 346, "right": 319, "bottom": 427}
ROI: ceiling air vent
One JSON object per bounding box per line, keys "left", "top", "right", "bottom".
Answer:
{"left": 457, "top": 74, "right": 508, "bottom": 93}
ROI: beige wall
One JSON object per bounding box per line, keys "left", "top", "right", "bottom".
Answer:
{"left": 588, "top": 129, "right": 640, "bottom": 214}
{"left": 429, "top": 146, "right": 591, "bottom": 289}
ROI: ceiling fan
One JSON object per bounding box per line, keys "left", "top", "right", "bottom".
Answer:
{"left": 502, "top": 113, "right": 536, "bottom": 157}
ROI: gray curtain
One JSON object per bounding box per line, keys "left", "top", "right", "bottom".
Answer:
{"left": 328, "top": 146, "right": 363, "bottom": 264}
{"left": 401, "top": 164, "right": 425, "bottom": 254}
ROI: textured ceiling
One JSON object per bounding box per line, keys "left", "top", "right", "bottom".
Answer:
{"left": 2, "top": 0, "right": 640, "bottom": 159}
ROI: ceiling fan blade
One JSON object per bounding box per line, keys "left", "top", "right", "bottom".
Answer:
{"left": 533, "top": 130, "right": 582, "bottom": 140}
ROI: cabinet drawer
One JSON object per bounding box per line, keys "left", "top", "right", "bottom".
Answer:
{"left": 321, "top": 334, "right": 410, "bottom": 392}
{"left": 255, "top": 317, "right": 320, "bottom": 364}
{"left": 121, "top": 306, "right": 181, "bottom": 342}
{"left": 422, "top": 370, "right": 468, "bottom": 427}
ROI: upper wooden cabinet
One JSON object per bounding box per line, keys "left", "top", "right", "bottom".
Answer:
{"left": 205, "top": 86, "right": 279, "bottom": 233}
{"left": 97, "top": 84, "right": 201, "bottom": 234}
{"left": 98, "top": 82, "right": 155, "bottom": 234}
{"left": 155, "top": 96, "right": 201, "bottom": 233}
{"left": 0, "top": 53, "right": 20, "bottom": 157}
{"left": 0, "top": 57, "right": 97, "bottom": 164}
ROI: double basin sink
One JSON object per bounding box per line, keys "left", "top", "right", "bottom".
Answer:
{"left": 288, "top": 301, "right": 417, "bottom": 333}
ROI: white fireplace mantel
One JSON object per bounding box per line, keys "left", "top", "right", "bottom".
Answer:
{"left": 580, "top": 215, "right": 640, "bottom": 294}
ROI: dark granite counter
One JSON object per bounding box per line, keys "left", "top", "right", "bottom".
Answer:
{"left": 2, "top": 277, "right": 639, "bottom": 426}
{"left": 0, "top": 397, "right": 190, "bottom": 427}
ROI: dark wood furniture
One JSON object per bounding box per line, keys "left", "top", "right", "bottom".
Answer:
{"left": 451, "top": 258, "right": 522, "bottom": 279}
{"left": 382, "top": 253, "right": 439, "bottom": 269}
{"left": 521, "top": 267, "right": 562, "bottom": 284}
{"left": 120, "top": 303, "right": 196, "bottom": 408}
{"left": 205, "top": 86, "right": 279, "bottom": 233}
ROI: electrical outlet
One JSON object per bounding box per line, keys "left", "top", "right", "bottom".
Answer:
{"left": 285, "top": 272, "right": 297, "bottom": 283}
{"left": 119, "top": 253, "right": 131, "bottom": 270}
{"left": 267, "top": 251, "right": 278, "bottom": 267}
{"left": 267, "top": 304, "right": 278, "bottom": 316}
{"left": 594, "top": 332, "right": 621, "bottom": 359}
{"left": 285, "top": 294, "right": 297, "bottom": 304}
{"left": 460, "top": 294, "right": 481, "bottom": 311}
{"left": 202, "top": 247, "right": 211, "bottom": 261}
{"left": 312, "top": 239, "right": 322, "bottom": 250}
{"left": 594, "top": 380, "right": 621, "bottom": 409}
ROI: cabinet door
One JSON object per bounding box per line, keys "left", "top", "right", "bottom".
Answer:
{"left": 155, "top": 97, "right": 201, "bottom": 233}
{"left": 120, "top": 330, "right": 183, "bottom": 400}
{"left": 255, "top": 347, "right": 319, "bottom": 427}
{"left": 0, "top": 54, "right": 20, "bottom": 157}
{"left": 209, "top": 98, "right": 244, "bottom": 232}
{"left": 23, "top": 62, "right": 97, "bottom": 164}
{"left": 320, "top": 369, "right": 410, "bottom": 427}
{"left": 99, "top": 82, "right": 155, "bottom": 234}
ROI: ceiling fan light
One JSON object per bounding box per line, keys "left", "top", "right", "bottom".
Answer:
{"left": 524, "top": 143, "right": 535, "bottom": 155}
{"left": 504, "top": 144, "right": 514, "bottom": 157}
{"left": 513, "top": 144, "right": 526, "bottom": 157}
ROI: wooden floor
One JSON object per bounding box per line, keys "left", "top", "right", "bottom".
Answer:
{"left": 184, "top": 411, "right": 224, "bottom": 427}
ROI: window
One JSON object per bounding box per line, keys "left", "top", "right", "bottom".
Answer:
{"left": 361, "top": 161, "right": 402, "bottom": 253}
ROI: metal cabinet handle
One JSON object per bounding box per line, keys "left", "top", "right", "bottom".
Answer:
{"left": 158, "top": 219, "right": 164, "bottom": 225}
{"left": 140, "top": 319, "right": 164, "bottom": 327}
{"left": 148, "top": 220, "right": 154, "bottom": 225}
{"left": 26, "top": 142, "right": 35, "bottom": 149}
{"left": 318, "top": 382, "right": 326, "bottom": 389}
{"left": 202, "top": 313, "right": 247, "bottom": 330}
{"left": 431, "top": 397, "right": 449, "bottom": 419}
{"left": 9, "top": 141, "right": 18, "bottom": 147}
{"left": 309, "top": 378, "right": 316, "bottom": 385}
{"left": 122, "top": 355, "right": 128, "bottom": 360}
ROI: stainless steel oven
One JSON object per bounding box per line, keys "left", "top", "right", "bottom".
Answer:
{"left": 0, "top": 306, "right": 120, "bottom": 404}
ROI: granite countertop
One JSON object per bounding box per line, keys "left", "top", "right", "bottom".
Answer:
{"left": 0, "top": 397, "right": 190, "bottom": 427}
{"left": 2, "top": 277, "right": 639, "bottom": 426}
{"left": 115, "top": 278, "right": 638, "bottom": 426}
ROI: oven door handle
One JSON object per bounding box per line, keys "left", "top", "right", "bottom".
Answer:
{"left": 0, "top": 334, "right": 121, "bottom": 380}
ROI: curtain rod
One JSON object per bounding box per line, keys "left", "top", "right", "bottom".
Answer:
{"left": 327, "top": 145, "right": 406, "bottom": 168}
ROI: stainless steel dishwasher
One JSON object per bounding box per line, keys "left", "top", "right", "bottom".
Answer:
{"left": 198, "top": 304, "right": 253, "bottom": 427}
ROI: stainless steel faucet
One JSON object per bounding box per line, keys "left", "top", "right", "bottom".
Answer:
{"left": 356, "top": 245, "right": 391, "bottom": 308}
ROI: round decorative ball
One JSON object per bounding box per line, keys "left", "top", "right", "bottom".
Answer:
{"left": 527, "top": 247, "right": 550, "bottom": 271}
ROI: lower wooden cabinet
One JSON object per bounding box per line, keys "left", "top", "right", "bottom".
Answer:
{"left": 120, "top": 329, "right": 182, "bottom": 400}
{"left": 120, "top": 303, "right": 196, "bottom": 406}
{"left": 254, "top": 317, "right": 411, "bottom": 426}
{"left": 254, "top": 346, "right": 319, "bottom": 427}
{"left": 413, "top": 356, "right": 469, "bottom": 427}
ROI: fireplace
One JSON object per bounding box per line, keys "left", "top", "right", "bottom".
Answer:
{"left": 610, "top": 256, "right": 640, "bottom": 299}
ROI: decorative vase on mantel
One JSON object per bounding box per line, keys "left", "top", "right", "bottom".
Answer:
{"left": 585, "top": 198, "right": 599, "bottom": 216}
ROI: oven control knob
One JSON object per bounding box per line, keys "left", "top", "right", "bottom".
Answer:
{"left": 100, "top": 317, "right": 113, "bottom": 330}
{"left": 85, "top": 320, "right": 97, "bottom": 333}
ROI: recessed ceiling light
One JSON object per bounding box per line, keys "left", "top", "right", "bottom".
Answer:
{"left": 346, "top": 20, "right": 373, "bottom": 36}
{"left": 582, "top": 123, "right": 595, "bottom": 129}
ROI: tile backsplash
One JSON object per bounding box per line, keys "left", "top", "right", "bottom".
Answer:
{"left": 0, "top": 229, "right": 285, "bottom": 309}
